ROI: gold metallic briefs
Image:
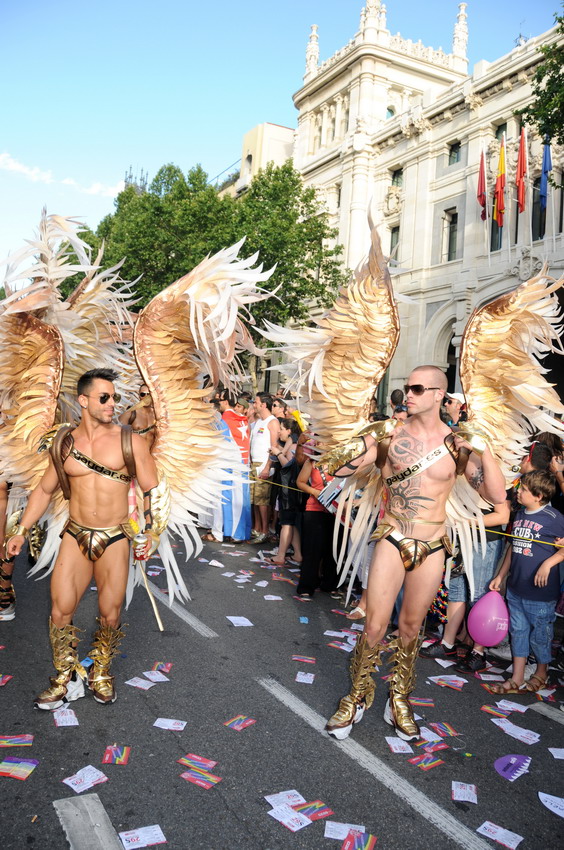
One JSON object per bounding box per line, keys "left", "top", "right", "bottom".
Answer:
{"left": 62, "top": 519, "right": 134, "bottom": 562}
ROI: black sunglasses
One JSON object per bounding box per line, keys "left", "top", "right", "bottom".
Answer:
{"left": 139, "top": 392, "right": 149, "bottom": 398}
{"left": 403, "top": 384, "right": 441, "bottom": 396}
{"left": 85, "top": 393, "right": 121, "bottom": 404}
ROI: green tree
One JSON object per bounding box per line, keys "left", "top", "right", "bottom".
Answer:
{"left": 520, "top": 8, "right": 564, "bottom": 147}
{"left": 84, "top": 160, "right": 347, "bottom": 327}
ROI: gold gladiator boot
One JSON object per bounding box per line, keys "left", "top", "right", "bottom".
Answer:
{"left": 326, "top": 632, "right": 382, "bottom": 739}
{"left": 384, "top": 636, "right": 421, "bottom": 741}
{"left": 88, "top": 620, "right": 125, "bottom": 704}
{"left": 35, "top": 619, "right": 86, "bottom": 710}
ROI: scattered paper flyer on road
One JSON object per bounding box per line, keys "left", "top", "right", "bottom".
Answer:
{"left": 476, "top": 821, "right": 524, "bottom": 848}
{"left": 53, "top": 708, "right": 79, "bottom": 727}
{"left": 452, "top": 781, "right": 477, "bottom": 803}
{"left": 264, "top": 789, "right": 306, "bottom": 807}
{"left": 62, "top": 765, "right": 108, "bottom": 794}
{"left": 324, "top": 821, "right": 366, "bottom": 840}
{"left": 226, "top": 616, "right": 253, "bottom": 627}
{"left": 118, "top": 824, "right": 167, "bottom": 848}
{"left": 267, "top": 803, "right": 312, "bottom": 832}
{"left": 142, "top": 670, "right": 169, "bottom": 683}
{"left": 153, "top": 718, "right": 186, "bottom": 731}
{"left": 538, "top": 792, "right": 564, "bottom": 818}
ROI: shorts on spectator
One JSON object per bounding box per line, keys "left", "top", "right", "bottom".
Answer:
{"left": 250, "top": 463, "right": 271, "bottom": 506}
{"left": 448, "top": 538, "right": 504, "bottom": 604}
{"left": 279, "top": 508, "right": 298, "bottom": 526}
{"left": 506, "top": 587, "right": 557, "bottom": 664}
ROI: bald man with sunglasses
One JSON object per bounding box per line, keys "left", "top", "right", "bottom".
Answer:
{"left": 326, "top": 364, "right": 505, "bottom": 742}
{"left": 7, "top": 368, "right": 160, "bottom": 711}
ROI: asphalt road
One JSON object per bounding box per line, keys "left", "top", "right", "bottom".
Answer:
{"left": 1, "top": 536, "right": 563, "bottom": 850}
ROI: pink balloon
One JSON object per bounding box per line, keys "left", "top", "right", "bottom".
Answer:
{"left": 467, "top": 590, "right": 509, "bottom": 647}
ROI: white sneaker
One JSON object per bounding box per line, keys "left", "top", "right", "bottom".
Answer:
{"left": 488, "top": 639, "right": 512, "bottom": 661}
{"left": 0, "top": 602, "right": 15, "bottom": 621}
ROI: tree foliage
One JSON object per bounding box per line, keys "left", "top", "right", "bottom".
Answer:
{"left": 520, "top": 8, "right": 564, "bottom": 146}
{"left": 83, "top": 160, "right": 347, "bottom": 337}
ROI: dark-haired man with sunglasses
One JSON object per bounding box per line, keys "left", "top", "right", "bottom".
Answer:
{"left": 326, "top": 364, "right": 505, "bottom": 742}
{"left": 7, "top": 368, "right": 161, "bottom": 711}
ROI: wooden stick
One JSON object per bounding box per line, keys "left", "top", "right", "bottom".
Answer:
{"left": 136, "top": 558, "right": 164, "bottom": 631}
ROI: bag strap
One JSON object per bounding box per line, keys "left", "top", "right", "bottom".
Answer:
{"left": 121, "top": 425, "right": 137, "bottom": 479}
{"left": 49, "top": 426, "right": 74, "bottom": 500}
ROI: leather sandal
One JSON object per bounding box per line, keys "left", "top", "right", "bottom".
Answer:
{"left": 487, "top": 678, "right": 527, "bottom": 695}
{"left": 525, "top": 674, "right": 547, "bottom": 692}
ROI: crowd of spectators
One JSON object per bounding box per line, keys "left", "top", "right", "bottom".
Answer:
{"left": 200, "top": 385, "right": 564, "bottom": 687}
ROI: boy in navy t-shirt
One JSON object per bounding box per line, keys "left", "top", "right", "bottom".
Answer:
{"left": 490, "top": 470, "right": 564, "bottom": 694}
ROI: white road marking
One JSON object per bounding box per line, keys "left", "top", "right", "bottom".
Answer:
{"left": 529, "top": 701, "right": 564, "bottom": 725}
{"left": 148, "top": 582, "right": 218, "bottom": 638}
{"left": 53, "top": 793, "right": 122, "bottom": 850}
{"left": 257, "top": 677, "right": 492, "bottom": 850}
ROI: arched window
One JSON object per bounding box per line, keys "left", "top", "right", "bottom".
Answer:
{"left": 386, "top": 106, "right": 396, "bottom": 119}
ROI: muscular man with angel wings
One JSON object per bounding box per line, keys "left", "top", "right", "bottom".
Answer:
{"left": 324, "top": 364, "right": 506, "bottom": 741}
{"left": 7, "top": 368, "right": 161, "bottom": 710}
{"left": 262, "top": 218, "right": 564, "bottom": 744}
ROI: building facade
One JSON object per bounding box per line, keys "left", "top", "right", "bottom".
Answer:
{"left": 291, "top": 2, "right": 564, "bottom": 397}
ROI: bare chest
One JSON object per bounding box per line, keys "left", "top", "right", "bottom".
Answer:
{"left": 65, "top": 434, "right": 125, "bottom": 479}
{"left": 385, "top": 433, "right": 455, "bottom": 484}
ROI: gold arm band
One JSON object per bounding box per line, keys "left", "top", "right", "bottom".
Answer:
{"left": 455, "top": 424, "right": 488, "bottom": 456}
{"left": 318, "top": 418, "right": 399, "bottom": 475}
{"left": 12, "top": 525, "right": 29, "bottom": 539}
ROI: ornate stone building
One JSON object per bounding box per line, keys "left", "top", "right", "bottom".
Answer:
{"left": 292, "top": 2, "right": 564, "bottom": 397}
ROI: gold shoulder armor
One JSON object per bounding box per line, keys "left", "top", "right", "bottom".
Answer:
{"left": 356, "top": 418, "right": 400, "bottom": 441}
{"left": 37, "top": 423, "right": 73, "bottom": 455}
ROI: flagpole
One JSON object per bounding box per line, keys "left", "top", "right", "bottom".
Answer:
{"left": 504, "top": 132, "right": 511, "bottom": 264}
{"left": 525, "top": 127, "right": 533, "bottom": 248}
{"left": 483, "top": 143, "right": 491, "bottom": 267}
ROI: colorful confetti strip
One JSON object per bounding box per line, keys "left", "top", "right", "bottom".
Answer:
{"left": 481, "top": 705, "right": 512, "bottom": 718}
{"left": 0, "top": 757, "right": 38, "bottom": 780}
{"left": 0, "top": 734, "right": 33, "bottom": 747}
{"left": 0, "top": 675, "right": 13, "bottom": 687}
{"left": 291, "top": 800, "right": 334, "bottom": 821}
{"left": 151, "top": 662, "right": 173, "bottom": 673}
{"left": 180, "top": 768, "right": 222, "bottom": 789}
{"left": 429, "top": 722, "right": 460, "bottom": 738}
{"left": 177, "top": 753, "right": 217, "bottom": 770}
{"left": 102, "top": 745, "right": 131, "bottom": 765}
{"left": 291, "top": 655, "right": 316, "bottom": 664}
{"left": 418, "top": 741, "right": 449, "bottom": 753}
{"left": 272, "top": 573, "right": 297, "bottom": 585}
{"left": 409, "top": 753, "right": 445, "bottom": 771}
{"left": 341, "top": 830, "right": 378, "bottom": 849}
{"left": 331, "top": 609, "right": 348, "bottom": 616}
{"left": 223, "top": 715, "right": 256, "bottom": 731}
{"left": 409, "top": 697, "right": 435, "bottom": 708}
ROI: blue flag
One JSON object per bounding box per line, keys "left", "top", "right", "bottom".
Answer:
{"left": 540, "top": 138, "right": 552, "bottom": 211}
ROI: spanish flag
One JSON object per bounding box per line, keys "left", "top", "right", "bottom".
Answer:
{"left": 493, "top": 136, "right": 506, "bottom": 228}
{"left": 515, "top": 128, "right": 527, "bottom": 214}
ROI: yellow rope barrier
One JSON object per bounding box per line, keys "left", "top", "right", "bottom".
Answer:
{"left": 250, "top": 475, "right": 564, "bottom": 550}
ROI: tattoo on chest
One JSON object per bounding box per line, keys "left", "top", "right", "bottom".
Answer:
{"left": 387, "top": 434, "right": 435, "bottom": 532}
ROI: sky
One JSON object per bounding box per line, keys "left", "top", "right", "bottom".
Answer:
{"left": 0, "top": 0, "right": 558, "bottom": 261}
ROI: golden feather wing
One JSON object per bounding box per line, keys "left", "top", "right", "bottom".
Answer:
{"left": 262, "top": 223, "right": 399, "bottom": 451}
{"left": 134, "top": 240, "right": 273, "bottom": 532}
{"left": 460, "top": 267, "right": 564, "bottom": 480}
{"left": 0, "top": 313, "right": 63, "bottom": 497}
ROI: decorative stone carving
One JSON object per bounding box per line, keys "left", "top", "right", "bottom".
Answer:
{"left": 383, "top": 185, "right": 402, "bottom": 217}
{"left": 487, "top": 139, "right": 501, "bottom": 180}
{"left": 464, "top": 91, "right": 483, "bottom": 110}
{"left": 452, "top": 3, "right": 468, "bottom": 58}
{"left": 305, "top": 25, "right": 319, "bottom": 80}
{"left": 509, "top": 247, "right": 543, "bottom": 282}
